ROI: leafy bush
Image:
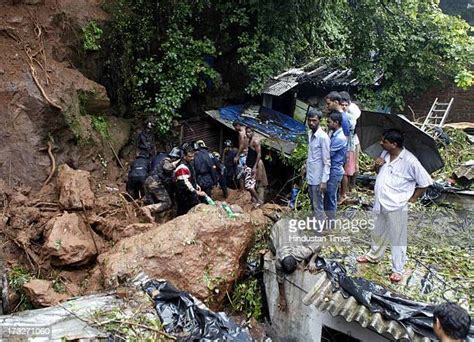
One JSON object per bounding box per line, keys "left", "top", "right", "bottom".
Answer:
{"left": 230, "top": 278, "right": 262, "bottom": 320}
{"left": 82, "top": 21, "right": 103, "bottom": 51}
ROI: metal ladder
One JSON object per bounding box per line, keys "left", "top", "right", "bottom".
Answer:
{"left": 420, "top": 98, "right": 454, "bottom": 137}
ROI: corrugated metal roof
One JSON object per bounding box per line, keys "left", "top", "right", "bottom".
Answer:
{"left": 302, "top": 272, "right": 430, "bottom": 342}
{"left": 262, "top": 59, "right": 383, "bottom": 95}
{"left": 262, "top": 79, "right": 299, "bottom": 96}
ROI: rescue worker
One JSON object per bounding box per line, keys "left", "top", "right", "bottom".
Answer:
{"left": 175, "top": 144, "right": 206, "bottom": 215}
{"left": 212, "top": 151, "right": 228, "bottom": 198}
{"left": 141, "top": 147, "right": 182, "bottom": 221}
{"left": 223, "top": 139, "right": 238, "bottom": 189}
{"left": 150, "top": 151, "right": 167, "bottom": 172}
{"left": 193, "top": 140, "right": 216, "bottom": 198}
{"left": 155, "top": 146, "right": 181, "bottom": 205}
{"left": 126, "top": 155, "right": 149, "bottom": 199}
{"left": 137, "top": 119, "right": 156, "bottom": 158}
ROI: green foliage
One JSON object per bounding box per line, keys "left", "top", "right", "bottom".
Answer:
{"left": 82, "top": 21, "right": 103, "bottom": 51}
{"left": 433, "top": 128, "right": 474, "bottom": 182}
{"left": 8, "top": 266, "right": 34, "bottom": 311}
{"left": 230, "top": 278, "right": 262, "bottom": 320}
{"left": 347, "top": 1, "right": 473, "bottom": 109}
{"left": 102, "top": 0, "right": 472, "bottom": 132}
{"left": 92, "top": 115, "right": 110, "bottom": 139}
{"left": 90, "top": 307, "right": 169, "bottom": 340}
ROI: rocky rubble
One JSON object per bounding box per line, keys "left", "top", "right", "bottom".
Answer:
{"left": 99, "top": 203, "right": 273, "bottom": 308}
{"left": 1, "top": 165, "right": 283, "bottom": 310}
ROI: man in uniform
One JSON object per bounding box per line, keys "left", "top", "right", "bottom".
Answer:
{"left": 137, "top": 120, "right": 156, "bottom": 158}
{"left": 193, "top": 140, "right": 216, "bottom": 198}
{"left": 126, "top": 155, "right": 149, "bottom": 199}
{"left": 142, "top": 147, "right": 181, "bottom": 220}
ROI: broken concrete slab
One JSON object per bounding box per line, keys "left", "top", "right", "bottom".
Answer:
{"left": 58, "top": 164, "right": 95, "bottom": 210}
{"left": 23, "top": 279, "right": 69, "bottom": 308}
{"left": 44, "top": 213, "right": 99, "bottom": 266}
{"left": 99, "top": 204, "right": 267, "bottom": 308}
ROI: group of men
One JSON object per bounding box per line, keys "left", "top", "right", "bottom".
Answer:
{"left": 126, "top": 119, "right": 269, "bottom": 219}
{"left": 306, "top": 91, "right": 361, "bottom": 224}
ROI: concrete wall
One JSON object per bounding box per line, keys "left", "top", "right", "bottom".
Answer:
{"left": 263, "top": 254, "right": 390, "bottom": 342}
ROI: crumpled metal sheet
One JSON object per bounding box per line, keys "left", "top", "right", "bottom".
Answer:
{"left": 302, "top": 272, "right": 430, "bottom": 342}
{"left": 0, "top": 294, "right": 122, "bottom": 341}
{"left": 453, "top": 160, "right": 474, "bottom": 180}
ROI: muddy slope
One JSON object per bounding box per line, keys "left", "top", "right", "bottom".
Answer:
{"left": 0, "top": 0, "right": 129, "bottom": 190}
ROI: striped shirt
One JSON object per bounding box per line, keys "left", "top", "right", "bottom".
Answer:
{"left": 175, "top": 163, "right": 197, "bottom": 193}
{"left": 374, "top": 148, "right": 433, "bottom": 212}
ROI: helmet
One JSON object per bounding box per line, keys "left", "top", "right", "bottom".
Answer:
{"left": 196, "top": 139, "right": 207, "bottom": 149}
{"left": 212, "top": 151, "right": 220, "bottom": 159}
{"left": 168, "top": 147, "right": 182, "bottom": 159}
{"left": 224, "top": 139, "right": 232, "bottom": 147}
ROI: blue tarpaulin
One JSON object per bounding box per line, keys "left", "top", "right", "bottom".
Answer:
{"left": 219, "top": 105, "right": 306, "bottom": 142}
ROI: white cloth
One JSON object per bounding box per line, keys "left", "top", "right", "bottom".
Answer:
{"left": 366, "top": 206, "right": 408, "bottom": 273}
{"left": 346, "top": 103, "right": 361, "bottom": 146}
{"left": 373, "top": 148, "right": 433, "bottom": 212}
{"left": 306, "top": 127, "right": 331, "bottom": 185}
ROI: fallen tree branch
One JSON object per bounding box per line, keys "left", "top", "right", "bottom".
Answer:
{"left": 43, "top": 141, "right": 56, "bottom": 186}
{"left": 108, "top": 141, "right": 125, "bottom": 170}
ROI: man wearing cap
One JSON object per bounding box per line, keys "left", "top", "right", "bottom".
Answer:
{"left": 223, "top": 139, "right": 238, "bottom": 189}
{"left": 137, "top": 120, "right": 156, "bottom": 158}
{"left": 142, "top": 147, "right": 182, "bottom": 220}
{"left": 193, "top": 140, "right": 217, "bottom": 198}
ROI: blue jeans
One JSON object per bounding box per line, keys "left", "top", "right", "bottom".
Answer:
{"left": 324, "top": 174, "right": 343, "bottom": 221}
{"left": 308, "top": 184, "right": 324, "bottom": 221}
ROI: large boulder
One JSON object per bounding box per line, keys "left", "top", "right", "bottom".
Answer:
{"left": 23, "top": 279, "right": 69, "bottom": 308}
{"left": 58, "top": 164, "right": 95, "bottom": 210}
{"left": 99, "top": 204, "right": 262, "bottom": 307}
{"left": 44, "top": 213, "right": 99, "bottom": 266}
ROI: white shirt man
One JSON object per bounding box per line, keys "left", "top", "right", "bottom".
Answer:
{"left": 357, "top": 130, "right": 432, "bottom": 283}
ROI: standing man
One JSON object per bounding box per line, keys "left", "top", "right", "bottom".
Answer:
{"left": 306, "top": 108, "right": 330, "bottom": 222}
{"left": 223, "top": 139, "right": 238, "bottom": 189}
{"left": 193, "top": 140, "right": 216, "bottom": 198}
{"left": 244, "top": 127, "right": 263, "bottom": 206}
{"left": 432, "top": 302, "right": 471, "bottom": 342}
{"left": 233, "top": 120, "right": 249, "bottom": 164}
{"left": 175, "top": 145, "right": 206, "bottom": 216}
{"left": 357, "top": 129, "right": 432, "bottom": 283}
{"left": 340, "top": 91, "right": 361, "bottom": 202}
{"left": 325, "top": 91, "right": 350, "bottom": 138}
{"left": 137, "top": 120, "right": 157, "bottom": 158}
{"left": 325, "top": 112, "right": 347, "bottom": 224}
{"left": 233, "top": 120, "right": 249, "bottom": 190}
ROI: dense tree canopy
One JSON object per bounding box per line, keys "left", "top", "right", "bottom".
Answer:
{"left": 99, "top": 0, "right": 473, "bottom": 135}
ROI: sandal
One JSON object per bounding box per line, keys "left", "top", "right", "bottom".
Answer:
{"left": 356, "top": 255, "right": 377, "bottom": 264}
{"left": 389, "top": 272, "right": 402, "bottom": 283}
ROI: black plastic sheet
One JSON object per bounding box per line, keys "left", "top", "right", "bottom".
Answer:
{"left": 315, "top": 257, "right": 474, "bottom": 340}
{"left": 143, "top": 280, "right": 253, "bottom": 341}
